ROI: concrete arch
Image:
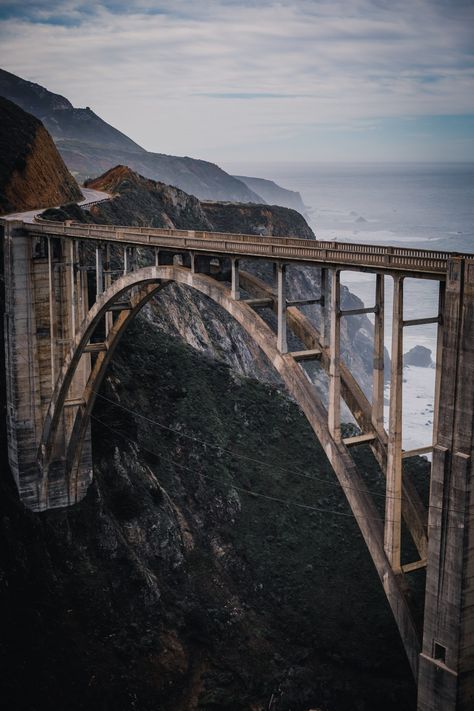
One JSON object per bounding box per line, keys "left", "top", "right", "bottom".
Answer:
{"left": 40, "top": 263, "right": 420, "bottom": 675}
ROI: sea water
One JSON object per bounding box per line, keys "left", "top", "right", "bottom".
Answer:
{"left": 225, "top": 162, "right": 474, "bottom": 450}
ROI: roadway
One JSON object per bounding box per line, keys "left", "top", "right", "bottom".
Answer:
{"left": 2, "top": 187, "right": 111, "bottom": 223}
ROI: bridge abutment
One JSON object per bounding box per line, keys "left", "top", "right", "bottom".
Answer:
{"left": 4, "top": 223, "right": 93, "bottom": 509}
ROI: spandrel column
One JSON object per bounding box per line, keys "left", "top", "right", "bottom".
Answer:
{"left": 328, "top": 269, "right": 341, "bottom": 441}
{"left": 372, "top": 274, "right": 385, "bottom": 434}
{"left": 384, "top": 274, "right": 404, "bottom": 572}
{"left": 277, "top": 263, "right": 288, "bottom": 354}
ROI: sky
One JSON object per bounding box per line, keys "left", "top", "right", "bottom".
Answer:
{"left": 0, "top": 0, "right": 473, "bottom": 164}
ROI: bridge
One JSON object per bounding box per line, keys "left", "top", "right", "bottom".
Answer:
{"left": 1, "top": 215, "right": 473, "bottom": 710}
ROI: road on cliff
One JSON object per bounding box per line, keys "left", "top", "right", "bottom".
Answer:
{"left": 2, "top": 187, "right": 111, "bottom": 223}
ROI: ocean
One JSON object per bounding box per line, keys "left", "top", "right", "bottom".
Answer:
{"left": 225, "top": 161, "right": 474, "bottom": 451}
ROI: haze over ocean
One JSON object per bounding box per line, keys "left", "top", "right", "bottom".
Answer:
{"left": 227, "top": 160, "right": 474, "bottom": 452}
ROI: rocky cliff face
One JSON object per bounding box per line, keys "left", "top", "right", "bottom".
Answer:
{"left": 234, "top": 175, "right": 307, "bottom": 214}
{"left": 201, "top": 201, "right": 313, "bottom": 238}
{"left": 0, "top": 97, "right": 82, "bottom": 214}
{"left": 0, "top": 315, "right": 420, "bottom": 711}
{"left": 84, "top": 165, "right": 214, "bottom": 229}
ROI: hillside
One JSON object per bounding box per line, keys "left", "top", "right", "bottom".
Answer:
{"left": 202, "top": 200, "right": 313, "bottom": 238}
{"left": 0, "top": 68, "right": 261, "bottom": 202}
{"left": 0, "top": 314, "right": 419, "bottom": 711}
{"left": 0, "top": 97, "right": 82, "bottom": 214}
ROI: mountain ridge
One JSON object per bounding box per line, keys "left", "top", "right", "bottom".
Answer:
{"left": 0, "top": 68, "right": 262, "bottom": 202}
{"left": 0, "top": 68, "right": 304, "bottom": 209}
{"left": 0, "top": 96, "right": 82, "bottom": 214}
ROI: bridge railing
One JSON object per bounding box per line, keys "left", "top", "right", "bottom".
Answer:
{"left": 25, "top": 219, "right": 469, "bottom": 277}
{"left": 33, "top": 218, "right": 455, "bottom": 258}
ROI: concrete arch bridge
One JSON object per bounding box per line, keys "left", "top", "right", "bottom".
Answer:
{"left": 2, "top": 217, "right": 474, "bottom": 710}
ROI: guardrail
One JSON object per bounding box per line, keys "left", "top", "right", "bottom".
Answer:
{"left": 24, "top": 219, "right": 474, "bottom": 278}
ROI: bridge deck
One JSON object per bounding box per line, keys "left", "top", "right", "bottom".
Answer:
{"left": 23, "top": 219, "right": 474, "bottom": 279}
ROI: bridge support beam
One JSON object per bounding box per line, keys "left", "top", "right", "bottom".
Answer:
{"left": 320, "top": 267, "right": 328, "bottom": 347}
{"left": 372, "top": 274, "right": 385, "bottom": 435}
{"left": 96, "top": 245, "right": 104, "bottom": 298}
{"left": 277, "top": 263, "right": 288, "bottom": 354}
{"left": 384, "top": 275, "right": 404, "bottom": 572}
{"left": 328, "top": 269, "right": 341, "bottom": 442}
{"left": 417, "top": 258, "right": 474, "bottom": 711}
{"left": 231, "top": 258, "right": 240, "bottom": 300}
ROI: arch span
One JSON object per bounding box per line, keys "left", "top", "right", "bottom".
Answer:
{"left": 40, "top": 263, "right": 420, "bottom": 674}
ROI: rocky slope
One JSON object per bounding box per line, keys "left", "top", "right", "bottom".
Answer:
{"left": 0, "top": 97, "right": 82, "bottom": 214}
{"left": 234, "top": 175, "right": 307, "bottom": 214}
{"left": 201, "top": 201, "right": 313, "bottom": 238}
{"left": 0, "top": 68, "right": 261, "bottom": 202}
{"left": 0, "top": 313, "right": 422, "bottom": 711}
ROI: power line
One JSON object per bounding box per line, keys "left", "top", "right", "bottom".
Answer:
{"left": 89, "top": 412, "right": 459, "bottom": 532}
{"left": 92, "top": 389, "right": 427, "bottom": 504}
{"left": 91, "top": 390, "right": 469, "bottom": 527}
{"left": 90, "top": 413, "right": 382, "bottom": 522}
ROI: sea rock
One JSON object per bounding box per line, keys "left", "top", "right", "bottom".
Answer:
{"left": 404, "top": 345, "right": 433, "bottom": 367}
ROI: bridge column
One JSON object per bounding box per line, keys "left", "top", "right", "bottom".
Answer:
{"left": 328, "top": 269, "right": 341, "bottom": 441}
{"left": 276, "top": 263, "right": 288, "bottom": 354}
{"left": 372, "top": 274, "right": 385, "bottom": 435}
{"left": 417, "top": 258, "right": 474, "bottom": 711}
{"left": 384, "top": 274, "right": 404, "bottom": 572}
{"left": 47, "top": 237, "right": 57, "bottom": 384}
{"left": 231, "top": 258, "right": 240, "bottom": 300}
{"left": 320, "top": 267, "right": 328, "bottom": 346}
{"left": 104, "top": 244, "right": 113, "bottom": 336}
{"left": 95, "top": 245, "right": 104, "bottom": 298}
{"left": 431, "top": 281, "right": 445, "bottom": 446}
{"left": 68, "top": 240, "right": 77, "bottom": 338}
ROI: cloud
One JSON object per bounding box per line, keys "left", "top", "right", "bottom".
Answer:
{"left": 0, "top": 0, "right": 473, "bottom": 161}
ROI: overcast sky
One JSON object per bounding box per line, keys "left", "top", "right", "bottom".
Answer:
{"left": 1, "top": 0, "right": 473, "bottom": 164}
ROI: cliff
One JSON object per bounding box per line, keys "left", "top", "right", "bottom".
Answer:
{"left": 0, "top": 68, "right": 262, "bottom": 203}
{"left": 234, "top": 175, "right": 307, "bottom": 214}
{"left": 83, "top": 165, "right": 214, "bottom": 229}
{"left": 201, "top": 201, "right": 314, "bottom": 238}
{"left": 0, "top": 97, "right": 82, "bottom": 214}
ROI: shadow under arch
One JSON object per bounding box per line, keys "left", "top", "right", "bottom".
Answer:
{"left": 39, "top": 263, "right": 421, "bottom": 675}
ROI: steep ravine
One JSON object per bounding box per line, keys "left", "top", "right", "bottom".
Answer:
{"left": 0, "top": 316, "right": 422, "bottom": 711}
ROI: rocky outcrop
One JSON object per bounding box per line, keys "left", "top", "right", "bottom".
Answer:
{"left": 201, "top": 201, "right": 313, "bottom": 239}
{"left": 404, "top": 345, "right": 433, "bottom": 368}
{"left": 0, "top": 68, "right": 262, "bottom": 202}
{"left": 84, "top": 165, "right": 214, "bottom": 229}
{"left": 0, "top": 97, "right": 82, "bottom": 214}
{"left": 234, "top": 175, "right": 307, "bottom": 214}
